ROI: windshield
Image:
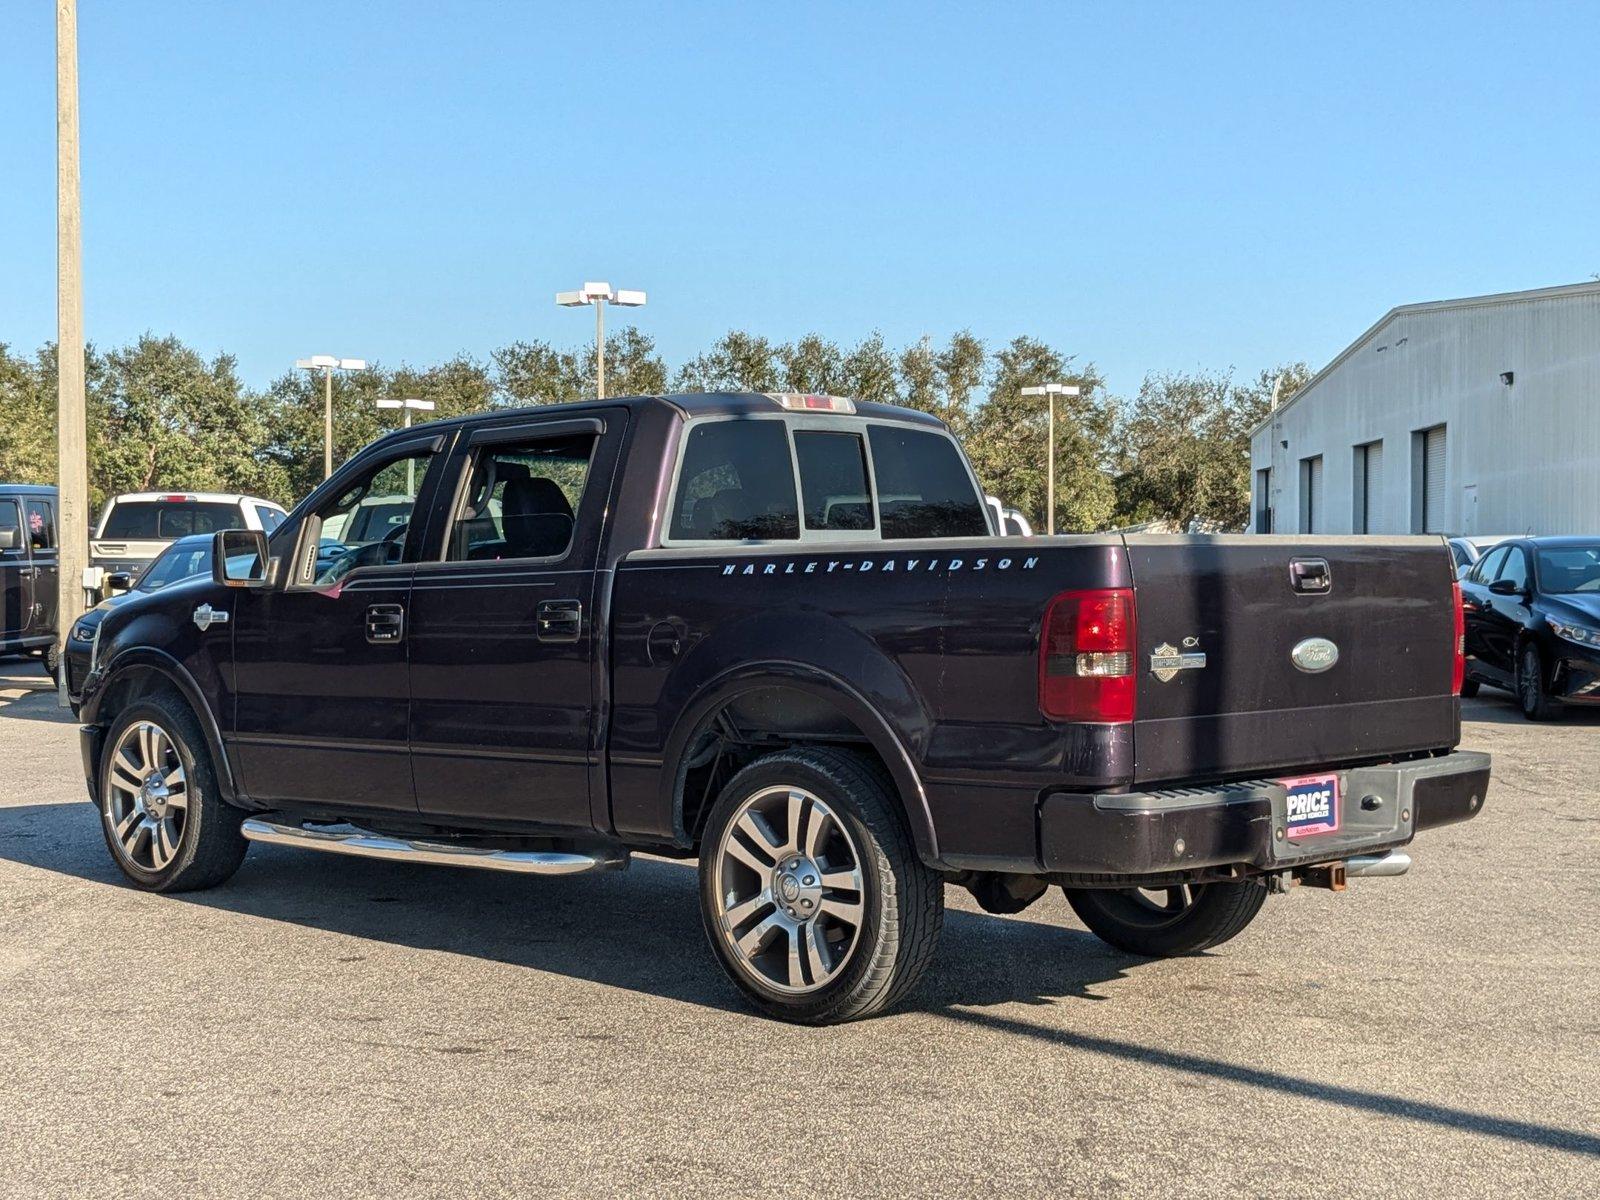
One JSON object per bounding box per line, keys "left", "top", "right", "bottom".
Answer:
{"left": 136, "top": 541, "right": 212, "bottom": 591}
{"left": 1536, "top": 545, "right": 1600, "bottom": 594}
{"left": 102, "top": 501, "right": 241, "bottom": 539}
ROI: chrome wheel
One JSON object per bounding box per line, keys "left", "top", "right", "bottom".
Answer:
{"left": 712, "top": 785, "right": 867, "bottom": 995}
{"left": 103, "top": 720, "right": 189, "bottom": 873}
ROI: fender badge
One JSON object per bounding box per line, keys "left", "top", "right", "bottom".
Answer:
{"left": 1291, "top": 636, "right": 1339, "bottom": 673}
{"left": 1151, "top": 642, "right": 1207, "bottom": 682}
{"left": 193, "top": 604, "right": 229, "bottom": 632}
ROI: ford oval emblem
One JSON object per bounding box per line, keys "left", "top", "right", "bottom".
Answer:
{"left": 1291, "top": 637, "right": 1339, "bottom": 674}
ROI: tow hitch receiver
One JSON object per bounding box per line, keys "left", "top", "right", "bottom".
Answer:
{"left": 1293, "top": 851, "right": 1412, "bottom": 891}
{"left": 1296, "top": 862, "right": 1347, "bottom": 891}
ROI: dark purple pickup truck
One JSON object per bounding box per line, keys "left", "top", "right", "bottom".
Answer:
{"left": 76, "top": 392, "right": 1488, "bottom": 1023}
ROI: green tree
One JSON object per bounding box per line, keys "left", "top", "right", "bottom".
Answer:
{"left": 672, "top": 331, "right": 782, "bottom": 393}
{"left": 0, "top": 343, "right": 56, "bottom": 489}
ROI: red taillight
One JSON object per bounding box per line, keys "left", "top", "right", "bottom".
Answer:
{"left": 1039, "top": 588, "right": 1137, "bottom": 723}
{"left": 1451, "top": 580, "right": 1466, "bottom": 694}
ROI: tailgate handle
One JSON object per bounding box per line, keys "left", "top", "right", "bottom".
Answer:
{"left": 1289, "top": 558, "right": 1331, "bottom": 594}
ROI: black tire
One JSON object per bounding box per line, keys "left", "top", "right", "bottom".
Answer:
{"left": 1459, "top": 677, "right": 1480, "bottom": 699}
{"left": 98, "top": 692, "right": 248, "bottom": 893}
{"left": 698, "top": 746, "right": 943, "bottom": 1024}
{"left": 1516, "top": 641, "right": 1561, "bottom": 721}
{"left": 1063, "top": 880, "right": 1268, "bottom": 957}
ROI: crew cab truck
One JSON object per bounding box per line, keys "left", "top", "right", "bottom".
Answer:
{"left": 76, "top": 393, "right": 1489, "bottom": 1024}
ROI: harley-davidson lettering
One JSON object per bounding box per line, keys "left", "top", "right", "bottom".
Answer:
{"left": 1150, "top": 641, "right": 1207, "bottom": 682}
{"left": 719, "top": 556, "right": 1038, "bottom": 577}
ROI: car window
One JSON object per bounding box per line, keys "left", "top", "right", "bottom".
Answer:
{"left": 255, "top": 505, "right": 285, "bottom": 534}
{"left": 101, "top": 501, "right": 241, "bottom": 539}
{"left": 795, "top": 431, "right": 873, "bottom": 532}
{"left": 0, "top": 500, "right": 22, "bottom": 558}
{"left": 866, "top": 425, "right": 988, "bottom": 539}
{"left": 1472, "top": 545, "right": 1509, "bottom": 583}
{"left": 1497, "top": 547, "right": 1530, "bottom": 591}
{"left": 136, "top": 543, "right": 212, "bottom": 591}
{"left": 311, "top": 449, "right": 436, "bottom": 584}
{"left": 446, "top": 433, "right": 596, "bottom": 562}
{"left": 24, "top": 501, "right": 54, "bottom": 550}
{"left": 1534, "top": 545, "right": 1600, "bottom": 594}
{"left": 671, "top": 420, "right": 799, "bottom": 541}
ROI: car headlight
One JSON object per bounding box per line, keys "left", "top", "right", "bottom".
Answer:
{"left": 1547, "top": 616, "right": 1600, "bottom": 648}
{"left": 71, "top": 619, "right": 98, "bottom": 642}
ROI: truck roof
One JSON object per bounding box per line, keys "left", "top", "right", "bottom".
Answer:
{"left": 0, "top": 483, "right": 59, "bottom": 497}
{"left": 105, "top": 491, "right": 286, "bottom": 507}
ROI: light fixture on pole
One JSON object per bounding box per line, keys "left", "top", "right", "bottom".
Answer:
{"left": 295, "top": 355, "right": 367, "bottom": 479}
{"left": 1020, "top": 382, "right": 1081, "bottom": 536}
{"left": 555, "top": 281, "right": 646, "bottom": 399}
{"left": 377, "top": 397, "right": 436, "bottom": 495}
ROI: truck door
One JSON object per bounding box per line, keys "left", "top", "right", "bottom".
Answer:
{"left": 406, "top": 411, "right": 626, "bottom": 831}
{"left": 23, "top": 497, "right": 59, "bottom": 636}
{"left": 0, "top": 499, "right": 33, "bottom": 640}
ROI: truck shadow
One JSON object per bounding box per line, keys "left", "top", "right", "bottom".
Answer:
{"left": 1462, "top": 692, "right": 1600, "bottom": 726}
{"left": 2, "top": 799, "right": 1596, "bottom": 1159}
{"left": 0, "top": 661, "right": 75, "bottom": 725}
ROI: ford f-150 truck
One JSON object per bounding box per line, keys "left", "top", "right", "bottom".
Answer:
{"left": 76, "top": 392, "right": 1488, "bottom": 1023}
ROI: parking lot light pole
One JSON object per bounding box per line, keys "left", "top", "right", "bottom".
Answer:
{"left": 555, "top": 282, "right": 646, "bottom": 399}
{"left": 296, "top": 355, "right": 367, "bottom": 479}
{"left": 376, "top": 397, "right": 435, "bottom": 495}
{"left": 1020, "top": 383, "right": 1080, "bottom": 536}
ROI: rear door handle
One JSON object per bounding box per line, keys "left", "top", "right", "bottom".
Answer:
{"left": 366, "top": 603, "right": 405, "bottom": 644}
{"left": 537, "top": 599, "right": 582, "bottom": 643}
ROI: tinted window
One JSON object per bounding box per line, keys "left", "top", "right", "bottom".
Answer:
{"left": 1472, "top": 545, "right": 1510, "bottom": 583}
{"left": 312, "top": 450, "right": 435, "bottom": 584}
{"left": 255, "top": 505, "right": 285, "bottom": 534}
{"left": 1535, "top": 545, "right": 1600, "bottom": 594}
{"left": 102, "top": 501, "right": 241, "bottom": 539}
{"left": 24, "top": 500, "right": 54, "bottom": 550}
{"left": 136, "top": 542, "right": 212, "bottom": 591}
{"left": 1497, "top": 547, "right": 1530, "bottom": 591}
{"left": 0, "top": 500, "right": 21, "bottom": 557}
{"left": 448, "top": 433, "right": 595, "bottom": 562}
{"left": 795, "top": 431, "right": 872, "bottom": 531}
{"left": 671, "top": 421, "right": 799, "bottom": 541}
{"left": 867, "top": 425, "right": 987, "bottom": 539}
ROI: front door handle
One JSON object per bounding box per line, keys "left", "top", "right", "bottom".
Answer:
{"left": 366, "top": 603, "right": 405, "bottom": 644}
{"left": 537, "top": 598, "right": 582, "bottom": 643}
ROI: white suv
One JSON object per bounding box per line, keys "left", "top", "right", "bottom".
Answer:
{"left": 89, "top": 491, "right": 287, "bottom": 598}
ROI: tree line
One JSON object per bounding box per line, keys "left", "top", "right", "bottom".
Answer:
{"left": 0, "top": 330, "right": 1306, "bottom": 532}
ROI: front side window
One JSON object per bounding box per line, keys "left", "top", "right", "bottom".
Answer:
{"left": 447, "top": 433, "right": 595, "bottom": 562}
{"left": 795, "top": 431, "right": 872, "bottom": 531}
{"left": 1497, "top": 547, "right": 1530, "bottom": 591}
{"left": 25, "top": 501, "right": 54, "bottom": 549}
{"left": 137, "top": 542, "right": 211, "bottom": 592}
{"left": 0, "top": 500, "right": 21, "bottom": 558}
{"left": 1472, "top": 545, "right": 1509, "bottom": 583}
{"left": 671, "top": 420, "right": 799, "bottom": 541}
{"left": 313, "top": 450, "right": 435, "bottom": 584}
{"left": 866, "top": 425, "right": 987, "bottom": 539}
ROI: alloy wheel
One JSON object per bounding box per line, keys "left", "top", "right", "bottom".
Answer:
{"left": 104, "top": 720, "right": 189, "bottom": 873}
{"left": 712, "top": 785, "right": 867, "bottom": 995}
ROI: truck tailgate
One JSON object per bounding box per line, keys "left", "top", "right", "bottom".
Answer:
{"left": 1122, "top": 535, "right": 1458, "bottom": 786}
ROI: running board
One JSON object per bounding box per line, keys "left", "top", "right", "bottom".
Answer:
{"left": 240, "top": 819, "right": 629, "bottom": 875}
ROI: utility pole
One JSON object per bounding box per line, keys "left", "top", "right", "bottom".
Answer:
{"left": 55, "top": 0, "right": 88, "bottom": 706}
{"left": 556, "top": 282, "right": 646, "bottom": 399}
{"left": 1020, "top": 382, "right": 1080, "bottom": 536}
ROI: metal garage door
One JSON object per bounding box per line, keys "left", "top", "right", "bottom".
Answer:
{"left": 1357, "top": 441, "right": 1384, "bottom": 533}
{"left": 1423, "top": 426, "right": 1446, "bottom": 533}
{"left": 1299, "top": 455, "right": 1323, "bottom": 533}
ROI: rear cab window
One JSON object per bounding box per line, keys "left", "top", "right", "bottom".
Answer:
{"left": 665, "top": 414, "right": 987, "bottom": 544}
{"left": 101, "top": 500, "right": 243, "bottom": 539}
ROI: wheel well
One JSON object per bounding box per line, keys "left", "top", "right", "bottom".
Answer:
{"left": 674, "top": 684, "right": 901, "bottom": 847}
{"left": 96, "top": 666, "right": 187, "bottom": 729}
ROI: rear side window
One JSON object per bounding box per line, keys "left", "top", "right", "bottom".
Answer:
{"left": 795, "top": 431, "right": 872, "bottom": 531}
{"left": 101, "top": 501, "right": 242, "bottom": 538}
{"left": 866, "top": 426, "right": 988, "bottom": 539}
{"left": 447, "top": 433, "right": 596, "bottom": 562}
{"left": 25, "top": 500, "right": 54, "bottom": 549}
{"left": 671, "top": 421, "right": 799, "bottom": 541}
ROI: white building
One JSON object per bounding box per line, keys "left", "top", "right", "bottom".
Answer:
{"left": 1250, "top": 281, "right": 1600, "bottom": 537}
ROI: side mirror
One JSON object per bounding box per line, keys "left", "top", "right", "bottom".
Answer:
{"left": 105, "top": 571, "right": 134, "bottom": 592}
{"left": 213, "top": 529, "right": 269, "bottom": 588}
{"left": 1487, "top": 578, "right": 1523, "bottom": 597}
{"left": 0, "top": 527, "right": 17, "bottom": 551}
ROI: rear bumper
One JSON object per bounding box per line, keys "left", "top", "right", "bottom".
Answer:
{"left": 1039, "top": 751, "right": 1489, "bottom": 877}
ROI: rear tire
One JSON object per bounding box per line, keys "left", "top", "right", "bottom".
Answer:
{"left": 1516, "top": 642, "right": 1561, "bottom": 721}
{"left": 98, "top": 693, "right": 248, "bottom": 893}
{"left": 698, "top": 746, "right": 943, "bottom": 1024}
{"left": 1063, "top": 880, "right": 1267, "bottom": 957}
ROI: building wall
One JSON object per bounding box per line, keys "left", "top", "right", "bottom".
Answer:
{"left": 1250, "top": 286, "right": 1600, "bottom": 537}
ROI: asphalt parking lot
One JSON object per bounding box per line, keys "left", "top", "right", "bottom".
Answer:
{"left": 0, "top": 661, "right": 1595, "bottom": 1199}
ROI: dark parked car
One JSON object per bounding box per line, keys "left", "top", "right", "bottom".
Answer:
{"left": 1459, "top": 535, "right": 1600, "bottom": 720}
{"left": 75, "top": 393, "right": 1488, "bottom": 1023}
{"left": 0, "top": 483, "right": 60, "bottom": 678}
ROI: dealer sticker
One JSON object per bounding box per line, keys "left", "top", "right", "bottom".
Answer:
{"left": 1281, "top": 773, "right": 1340, "bottom": 838}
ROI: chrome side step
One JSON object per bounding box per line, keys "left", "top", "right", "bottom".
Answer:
{"left": 240, "top": 819, "right": 629, "bottom": 875}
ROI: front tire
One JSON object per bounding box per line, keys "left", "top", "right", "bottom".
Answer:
{"left": 98, "top": 694, "right": 248, "bottom": 892}
{"left": 1517, "top": 641, "right": 1561, "bottom": 721}
{"left": 698, "top": 747, "right": 943, "bottom": 1024}
{"left": 1063, "top": 880, "right": 1267, "bottom": 957}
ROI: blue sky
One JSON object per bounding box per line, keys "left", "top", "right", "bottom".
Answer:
{"left": 3, "top": 1, "right": 1597, "bottom": 397}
